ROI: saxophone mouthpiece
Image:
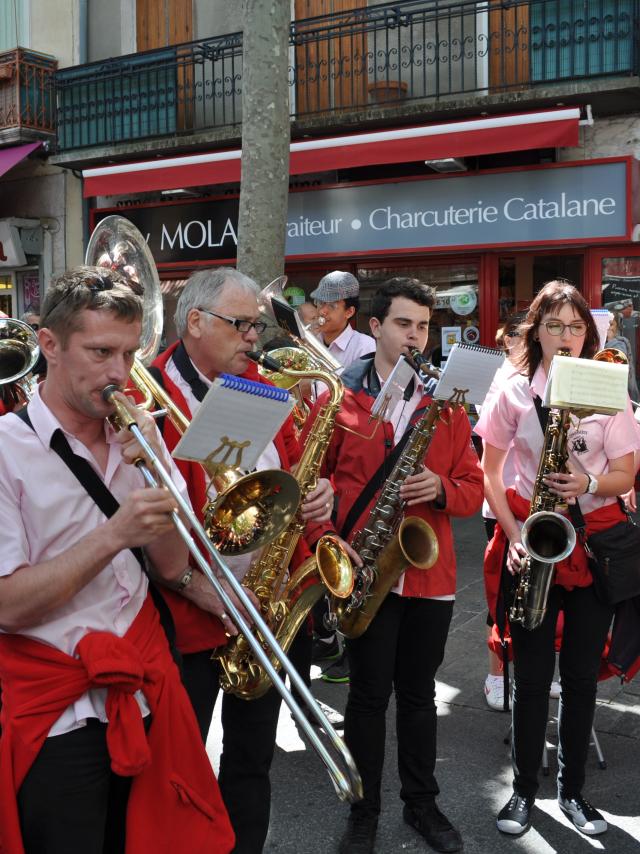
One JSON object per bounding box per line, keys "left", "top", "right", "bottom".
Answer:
{"left": 247, "top": 350, "right": 282, "bottom": 373}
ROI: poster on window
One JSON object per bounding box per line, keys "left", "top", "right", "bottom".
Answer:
{"left": 441, "top": 326, "right": 462, "bottom": 357}
{"left": 20, "top": 273, "right": 41, "bottom": 310}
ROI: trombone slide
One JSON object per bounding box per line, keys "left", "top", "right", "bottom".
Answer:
{"left": 104, "top": 386, "right": 362, "bottom": 803}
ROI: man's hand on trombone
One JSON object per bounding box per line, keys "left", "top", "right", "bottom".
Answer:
{"left": 182, "top": 572, "right": 260, "bottom": 636}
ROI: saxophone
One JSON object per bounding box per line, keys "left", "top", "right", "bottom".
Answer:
{"left": 511, "top": 346, "right": 628, "bottom": 630}
{"left": 215, "top": 353, "right": 353, "bottom": 700}
{"left": 321, "top": 348, "right": 441, "bottom": 640}
{"left": 510, "top": 350, "right": 576, "bottom": 631}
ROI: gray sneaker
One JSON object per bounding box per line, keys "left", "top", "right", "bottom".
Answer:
{"left": 559, "top": 795, "right": 607, "bottom": 835}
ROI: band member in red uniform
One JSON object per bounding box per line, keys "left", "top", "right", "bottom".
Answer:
{"left": 303, "top": 278, "right": 483, "bottom": 854}
{"left": 0, "top": 267, "right": 234, "bottom": 854}
{"left": 150, "top": 267, "right": 333, "bottom": 854}
{"left": 476, "top": 281, "right": 640, "bottom": 838}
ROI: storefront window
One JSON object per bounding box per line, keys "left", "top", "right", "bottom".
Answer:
{"left": 0, "top": 275, "right": 14, "bottom": 316}
{"left": 356, "top": 263, "right": 479, "bottom": 366}
{"left": 601, "top": 256, "right": 640, "bottom": 401}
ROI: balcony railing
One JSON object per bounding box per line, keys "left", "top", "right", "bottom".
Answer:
{"left": 0, "top": 48, "right": 57, "bottom": 141}
{"left": 55, "top": 0, "right": 639, "bottom": 152}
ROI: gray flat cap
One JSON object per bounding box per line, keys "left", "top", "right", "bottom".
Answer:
{"left": 310, "top": 270, "right": 360, "bottom": 303}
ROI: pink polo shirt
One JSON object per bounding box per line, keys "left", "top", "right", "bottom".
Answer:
{"left": 475, "top": 363, "right": 640, "bottom": 514}
{"left": 0, "top": 384, "right": 189, "bottom": 736}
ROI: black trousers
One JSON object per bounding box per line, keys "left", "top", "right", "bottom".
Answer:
{"left": 510, "top": 583, "right": 614, "bottom": 800}
{"left": 181, "top": 627, "right": 311, "bottom": 854}
{"left": 344, "top": 593, "right": 454, "bottom": 817}
{"left": 17, "top": 720, "right": 132, "bottom": 854}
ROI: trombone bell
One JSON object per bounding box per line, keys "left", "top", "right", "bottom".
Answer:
{"left": 204, "top": 469, "right": 301, "bottom": 556}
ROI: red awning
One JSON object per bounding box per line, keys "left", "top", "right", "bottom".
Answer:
{"left": 82, "top": 108, "right": 582, "bottom": 198}
{"left": 0, "top": 141, "right": 42, "bottom": 179}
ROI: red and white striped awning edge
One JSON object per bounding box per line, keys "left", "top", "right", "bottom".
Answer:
{"left": 82, "top": 108, "right": 582, "bottom": 198}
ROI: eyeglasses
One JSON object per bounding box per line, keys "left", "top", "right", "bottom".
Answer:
{"left": 198, "top": 308, "right": 267, "bottom": 335}
{"left": 28, "top": 323, "right": 40, "bottom": 331}
{"left": 504, "top": 330, "right": 520, "bottom": 338}
{"left": 47, "top": 273, "right": 114, "bottom": 314}
{"left": 542, "top": 320, "right": 588, "bottom": 337}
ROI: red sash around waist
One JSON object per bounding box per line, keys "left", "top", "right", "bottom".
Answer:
{"left": 483, "top": 488, "right": 626, "bottom": 621}
{"left": 0, "top": 595, "right": 234, "bottom": 854}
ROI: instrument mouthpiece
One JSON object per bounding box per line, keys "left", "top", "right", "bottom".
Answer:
{"left": 102, "top": 384, "right": 121, "bottom": 403}
{"left": 247, "top": 351, "right": 283, "bottom": 373}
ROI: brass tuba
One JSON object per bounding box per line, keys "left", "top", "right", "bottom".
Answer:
{"left": 0, "top": 317, "right": 40, "bottom": 406}
{"left": 85, "top": 216, "right": 300, "bottom": 555}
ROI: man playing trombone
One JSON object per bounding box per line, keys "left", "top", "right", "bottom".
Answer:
{"left": 0, "top": 266, "right": 235, "bottom": 853}
{"left": 150, "top": 267, "right": 334, "bottom": 854}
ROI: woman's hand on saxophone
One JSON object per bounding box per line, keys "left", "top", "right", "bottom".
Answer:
{"left": 543, "top": 467, "right": 589, "bottom": 503}
{"left": 507, "top": 538, "right": 527, "bottom": 575}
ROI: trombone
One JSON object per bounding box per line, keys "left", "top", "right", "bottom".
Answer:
{"left": 105, "top": 386, "right": 362, "bottom": 803}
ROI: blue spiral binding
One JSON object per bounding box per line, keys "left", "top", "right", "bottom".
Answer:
{"left": 219, "top": 374, "right": 290, "bottom": 403}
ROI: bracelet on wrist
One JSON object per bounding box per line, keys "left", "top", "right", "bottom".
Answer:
{"left": 176, "top": 567, "right": 193, "bottom": 592}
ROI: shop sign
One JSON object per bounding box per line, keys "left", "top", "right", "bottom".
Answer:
{"left": 94, "top": 160, "right": 631, "bottom": 265}
{"left": 0, "top": 221, "right": 27, "bottom": 267}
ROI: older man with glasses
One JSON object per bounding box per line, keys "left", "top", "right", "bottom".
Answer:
{"left": 150, "top": 267, "right": 334, "bottom": 854}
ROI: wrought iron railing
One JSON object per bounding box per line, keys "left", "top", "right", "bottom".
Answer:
{"left": 55, "top": 0, "right": 639, "bottom": 151}
{"left": 0, "top": 48, "right": 57, "bottom": 137}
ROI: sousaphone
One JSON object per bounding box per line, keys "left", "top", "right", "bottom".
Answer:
{"left": 85, "top": 216, "right": 300, "bottom": 556}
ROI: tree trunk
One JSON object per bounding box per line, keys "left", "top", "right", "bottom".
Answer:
{"left": 236, "top": 0, "right": 291, "bottom": 286}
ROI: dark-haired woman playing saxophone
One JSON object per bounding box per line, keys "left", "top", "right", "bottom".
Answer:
{"left": 476, "top": 280, "right": 640, "bottom": 838}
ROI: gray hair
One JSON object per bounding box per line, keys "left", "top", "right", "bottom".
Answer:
{"left": 174, "top": 267, "right": 259, "bottom": 338}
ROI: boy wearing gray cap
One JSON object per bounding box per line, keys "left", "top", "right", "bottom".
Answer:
{"left": 311, "top": 271, "right": 375, "bottom": 369}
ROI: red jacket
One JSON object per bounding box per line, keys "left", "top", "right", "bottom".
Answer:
{"left": 0, "top": 595, "right": 234, "bottom": 854}
{"left": 303, "top": 358, "right": 483, "bottom": 597}
{"left": 150, "top": 342, "right": 307, "bottom": 654}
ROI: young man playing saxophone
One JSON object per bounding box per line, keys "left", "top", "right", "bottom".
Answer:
{"left": 302, "top": 278, "right": 483, "bottom": 854}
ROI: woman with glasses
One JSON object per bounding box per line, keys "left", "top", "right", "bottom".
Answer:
{"left": 475, "top": 280, "right": 640, "bottom": 838}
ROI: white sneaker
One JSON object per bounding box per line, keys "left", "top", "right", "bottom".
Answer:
{"left": 549, "top": 680, "right": 561, "bottom": 699}
{"left": 484, "top": 674, "right": 506, "bottom": 711}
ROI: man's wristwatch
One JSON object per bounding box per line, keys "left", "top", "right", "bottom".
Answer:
{"left": 585, "top": 473, "right": 599, "bottom": 495}
{"left": 177, "top": 567, "right": 194, "bottom": 592}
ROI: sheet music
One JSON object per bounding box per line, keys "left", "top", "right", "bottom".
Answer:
{"left": 433, "top": 343, "right": 504, "bottom": 405}
{"left": 543, "top": 356, "right": 628, "bottom": 414}
{"left": 371, "top": 356, "right": 415, "bottom": 420}
{"left": 172, "top": 374, "right": 294, "bottom": 471}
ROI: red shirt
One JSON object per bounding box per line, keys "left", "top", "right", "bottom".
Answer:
{"left": 0, "top": 595, "right": 234, "bottom": 854}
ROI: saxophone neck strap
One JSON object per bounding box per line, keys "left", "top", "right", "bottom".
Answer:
{"left": 338, "top": 405, "right": 427, "bottom": 541}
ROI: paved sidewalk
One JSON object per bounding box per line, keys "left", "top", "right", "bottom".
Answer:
{"left": 260, "top": 513, "right": 640, "bottom": 853}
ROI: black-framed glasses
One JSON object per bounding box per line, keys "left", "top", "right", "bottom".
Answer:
{"left": 198, "top": 307, "right": 267, "bottom": 335}
{"left": 543, "top": 320, "right": 588, "bottom": 337}
{"left": 504, "top": 330, "right": 520, "bottom": 338}
{"left": 47, "top": 273, "right": 114, "bottom": 315}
